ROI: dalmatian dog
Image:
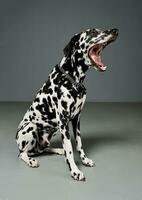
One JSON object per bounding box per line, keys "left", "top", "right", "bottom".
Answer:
{"left": 16, "top": 28, "right": 118, "bottom": 181}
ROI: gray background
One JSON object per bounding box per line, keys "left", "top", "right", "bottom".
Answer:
{"left": 0, "top": 0, "right": 142, "bottom": 102}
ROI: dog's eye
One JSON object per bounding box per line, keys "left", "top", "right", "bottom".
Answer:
{"left": 89, "top": 29, "right": 98, "bottom": 37}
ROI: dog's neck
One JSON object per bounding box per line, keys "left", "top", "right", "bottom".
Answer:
{"left": 59, "top": 55, "right": 89, "bottom": 83}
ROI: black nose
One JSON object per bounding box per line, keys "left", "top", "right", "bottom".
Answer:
{"left": 111, "top": 28, "right": 119, "bottom": 35}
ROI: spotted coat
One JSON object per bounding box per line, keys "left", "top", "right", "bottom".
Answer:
{"left": 16, "top": 28, "right": 118, "bottom": 181}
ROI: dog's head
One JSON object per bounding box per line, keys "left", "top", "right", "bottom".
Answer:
{"left": 64, "top": 28, "right": 118, "bottom": 72}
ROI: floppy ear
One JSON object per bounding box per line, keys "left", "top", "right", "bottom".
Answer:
{"left": 63, "top": 34, "right": 80, "bottom": 57}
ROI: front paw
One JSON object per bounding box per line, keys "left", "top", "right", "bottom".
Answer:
{"left": 81, "top": 157, "right": 94, "bottom": 167}
{"left": 29, "top": 158, "right": 39, "bottom": 168}
{"left": 71, "top": 169, "right": 86, "bottom": 181}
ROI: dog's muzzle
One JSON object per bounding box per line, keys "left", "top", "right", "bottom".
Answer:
{"left": 88, "top": 28, "right": 119, "bottom": 71}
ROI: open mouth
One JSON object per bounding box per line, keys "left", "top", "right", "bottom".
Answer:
{"left": 88, "top": 43, "right": 107, "bottom": 71}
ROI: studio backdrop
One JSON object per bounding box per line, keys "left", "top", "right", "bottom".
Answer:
{"left": 0, "top": 0, "right": 142, "bottom": 102}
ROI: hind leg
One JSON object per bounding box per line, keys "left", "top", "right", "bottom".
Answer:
{"left": 16, "top": 122, "right": 39, "bottom": 168}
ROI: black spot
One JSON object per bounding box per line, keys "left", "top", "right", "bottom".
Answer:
{"left": 51, "top": 71, "right": 56, "bottom": 79}
{"left": 32, "top": 131, "right": 37, "bottom": 139}
{"left": 22, "top": 141, "right": 26, "bottom": 149}
{"left": 42, "top": 98, "right": 48, "bottom": 107}
{"left": 65, "top": 131, "right": 70, "bottom": 140}
{"left": 42, "top": 80, "right": 51, "bottom": 94}
{"left": 81, "top": 43, "right": 85, "bottom": 49}
{"left": 34, "top": 98, "right": 40, "bottom": 103}
{"left": 77, "top": 131, "right": 80, "bottom": 136}
{"left": 61, "top": 125, "right": 64, "bottom": 129}
{"left": 29, "top": 115, "right": 32, "bottom": 121}
{"left": 67, "top": 94, "right": 71, "bottom": 99}
{"left": 48, "top": 120, "right": 57, "bottom": 127}
{"left": 41, "top": 116, "right": 47, "bottom": 121}
{"left": 27, "top": 127, "right": 34, "bottom": 133}
{"left": 66, "top": 159, "right": 71, "bottom": 171}
{"left": 52, "top": 96, "right": 58, "bottom": 106}
{"left": 47, "top": 96, "right": 52, "bottom": 108}
{"left": 73, "top": 172, "right": 76, "bottom": 176}
{"left": 64, "top": 150, "right": 67, "bottom": 157}
{"left": 42, "top": 83, "right": 53, "bottom": 94}
{"left": 48, "top": 88, "right": 53, "bottom": 95}
{"left": 36, "top": 123, "right": 44, "bottom": 130}
{"left": 53, "top": 96, "right": 57, "bottom": 102}
{"left": 72, "top": 107, "right": 76, "bottom": 112}
{"left": 77, "top": 174, "right": 80, "bottom": 180}
{"left": 57, "top": 90, "right": 62, "bottom": 99}
{"left": 61, "top": 100, "right": 67, "bottom": 110}
{"left": 80, "top": 37, "right": 83, "bottom": 42}
{"left": 70, "top": 89, "right": 78, "bottom": 101}
{"left": 61, "top": 134, "right": 64, "bottom": 140}
{"left": 33, "top": 112, "right": 36, "bottom": 116}
{"left": 36, "top": 104, "right": 46, "bottom": 116}
{"left": 31, "top": 140, "right": 35, "bottom": 145}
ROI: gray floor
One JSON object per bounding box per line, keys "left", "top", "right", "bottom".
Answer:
{"left": 0, "top": 102, "right": 142, "bottom": 200}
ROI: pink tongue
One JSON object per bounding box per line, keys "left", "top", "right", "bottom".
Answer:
{"left": 92, "top": 54, "right": 105, "bottom": 68}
